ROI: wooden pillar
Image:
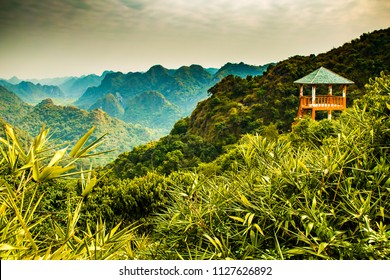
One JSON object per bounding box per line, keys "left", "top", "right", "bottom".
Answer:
{"left": 300, "top": 85, "right": 303, "bottom": 97}
{"left": 312, "top": 85, "right": 316, "bottom": 104}
{"left": 328, "top": 84, "right": 332, "bottom": 120}
{"left": 311, "top": 85, "right": 316, "bottom": 120}
{"left": 342, "top": 85, "right": 347, "bottom": 108}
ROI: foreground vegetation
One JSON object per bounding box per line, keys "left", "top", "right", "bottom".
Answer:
{"left": 1, "top": 71, "right": 389, "bottom": 260}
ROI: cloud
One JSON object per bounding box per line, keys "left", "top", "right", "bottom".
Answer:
{"left": 118, "top": 0, "right": 147, "bottom": 10}
{"left": 0, "top": 0, "right": 388, "bottom": 78}
{"left": 1, "top": 0, "right": 387, "bottom": 37}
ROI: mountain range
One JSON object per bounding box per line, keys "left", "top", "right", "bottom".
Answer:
{"left": 74, "top": 62, "right": 271, "bottom": 132}
{"left": 1, "top": 63, "right": 271, "bottom": 133}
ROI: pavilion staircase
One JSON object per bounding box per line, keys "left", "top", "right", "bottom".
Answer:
{"left": 297, "top": 98, "right": 309, "bottom": 119}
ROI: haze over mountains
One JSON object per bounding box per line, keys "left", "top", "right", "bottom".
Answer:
{"left": 0, "top": 79, "right": 65, "bottom": 104}
{"left": 0, "top": 71, "right": 112, "bottom": 105}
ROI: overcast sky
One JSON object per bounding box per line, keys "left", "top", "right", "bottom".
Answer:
{"left": 0, "top": 0, "right": 389, "bottom": 79}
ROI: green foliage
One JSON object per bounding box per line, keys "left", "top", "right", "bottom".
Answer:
{"left": 170, "top": 117, "right": 190, "bottom": 135}
{"left": 106, "top": 132, "right": 219, "bottom": 179}
{"left": 290, "top": 117, "right": 340, "bottom": 147}
{"left": 0, "top": 124, "right": 144, "bottom": 260}
{"left": 154, "top": 127, "right": 389, "bottom": 259}
{"left": 149, "top": 72, "right": 390, "bottom": 259}
{"left": 360, "top": 71, "right": 390, "bottom": 117}
{"left": 81, "top": 172, "right": 169, "bottom": 228}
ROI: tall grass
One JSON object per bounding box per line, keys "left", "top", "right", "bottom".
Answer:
{"left": 153, "top": 125, "right": 389, "bottom": 259}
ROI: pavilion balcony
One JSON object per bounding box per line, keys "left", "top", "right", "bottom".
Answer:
{"left": 299, "top": 95, "right": 346, "bottom": 110}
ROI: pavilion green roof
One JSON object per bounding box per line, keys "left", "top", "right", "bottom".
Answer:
{"left": 294, "top": 67, "right": 354, "bottom": 85}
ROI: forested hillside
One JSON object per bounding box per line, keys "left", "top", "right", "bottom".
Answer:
{"left": 89, "top": 93, "right": 125, "bottom": 119}
{"left": 0, "top": 87, "right": 155, "bottom": 164}
{"left": 122, "top": 91, "right": 182, "bottom": 131}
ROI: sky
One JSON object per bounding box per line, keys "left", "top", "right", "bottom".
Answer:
{"left": 0, "top": 0, "right": 389, "bottom": 79}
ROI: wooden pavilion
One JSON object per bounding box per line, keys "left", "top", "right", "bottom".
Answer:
{"left": 294, "top": 67, "right": 354, "bottom": 120}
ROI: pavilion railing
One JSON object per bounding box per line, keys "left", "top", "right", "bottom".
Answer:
{"left": 299, "top": 95, "right": 345, "bottom": 109}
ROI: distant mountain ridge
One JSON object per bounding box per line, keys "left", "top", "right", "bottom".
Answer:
{"left": 0, "top": 80, "right": 65, "bottom": 104}
{"left": 73, "top": 62, "right": 271, "bottom": 133}
{"left": 75, "top": 62, "right": 270, "bottom": 111}
{"left": 2, "top": 76, "right": 71, "bottom": 86}
{"left": 0, "top": 71, "right": 112, "bottom": 104}
{"left": 58, "top": 71, "right": 113, "bottom": 100}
